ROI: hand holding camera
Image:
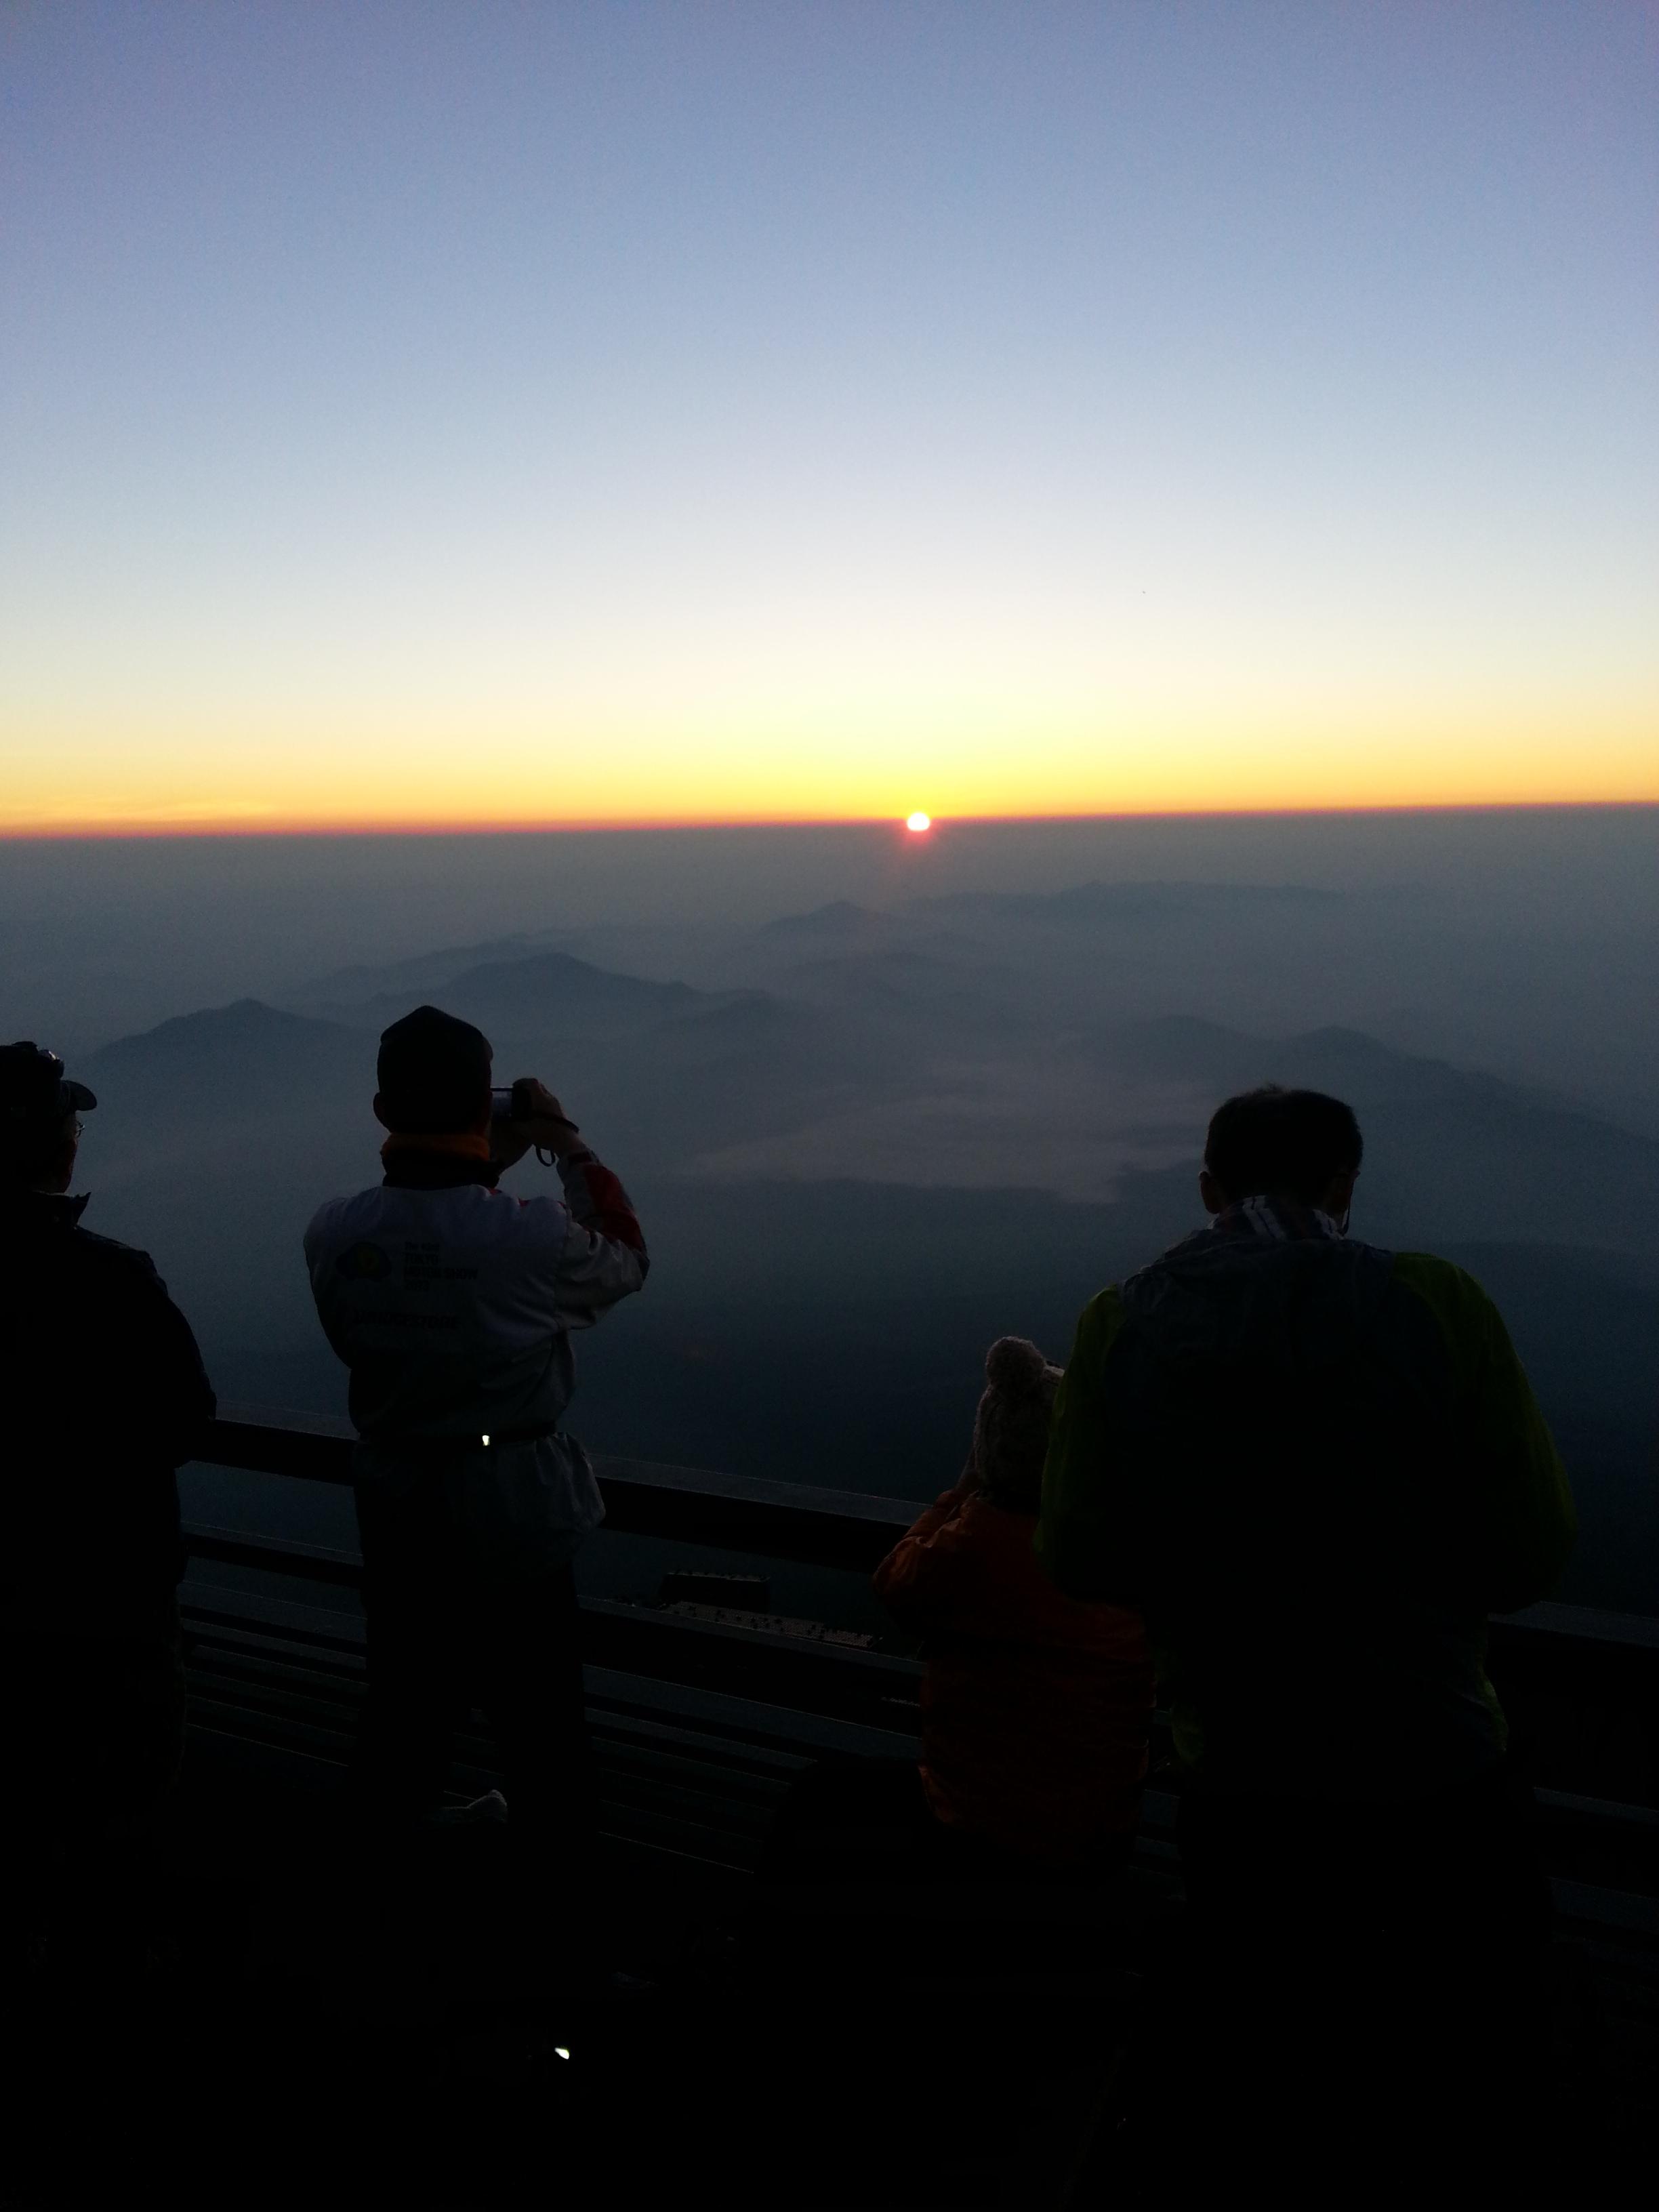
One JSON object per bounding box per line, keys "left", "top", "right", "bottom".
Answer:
{"left": 491, "top": 1078, "right": 586, "bottom": 1166}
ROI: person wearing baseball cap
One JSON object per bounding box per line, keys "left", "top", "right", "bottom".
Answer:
{"left": 304, "top": 1002, "right": 649, "bottom": 2053}
{"left": 0, "top": 1042, "right": 216, "bottom": 1973}
{"left": 0, "top": 1038, "right": 98, "bottom": 1150}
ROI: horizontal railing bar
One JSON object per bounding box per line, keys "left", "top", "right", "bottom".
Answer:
{"left": 186, "top": 1523, "right": 363, "bottom": 1586}
{"left": 1532, "top": 1787, "right": 1659, "bottom": 1830}
{"left": 203, "top": 1406, "right": 354, "bottom": 1481}
{"left": 594, "top": 1458, "right": 916, "bottom": 1570}
{"left": 1488, "top": 1600, "right": 1659, "bottom": 1653}
{"left": 181, "top": 1580, "right": 367, "bottom": 1651}
{"left": 193, "top": 1405, "right": 1659, "bottom": 1652}
{"left": 180, "top": 1523, "right": 924, "bottom": 1730}
{"left": 182, "top": 1574, "right": 909, "bottom": 1759}
{"left": 201, "top": 1404, "right": 918, "bottom": 1571}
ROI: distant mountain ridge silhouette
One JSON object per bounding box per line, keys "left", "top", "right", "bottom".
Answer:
{"left": 289, "top": 933, "right": 571, "bottom": 1008}
{"left": 72, "top": 949, "right": 1659, "bottom": 1611}
{"left": 304, "top": 949, "right": 730, "bottom": 1041}
{"left": 80, "top": 960, "right": 1659, "bottom": 1253}
{"left": 398, "top": 949, "right": 708, "bottom": 1033}
{"left": 90, "top": 997, "right": 350, "bottom": 1065}
{"left": 83, "top": 999, "right": 367, "bottom": 1139}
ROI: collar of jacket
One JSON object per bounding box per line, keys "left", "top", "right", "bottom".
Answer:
{"left": 1211, "top": 1194, "right": 1344, "bottom": 1244}
{"left": 0, "top": 1185, "right": 90, "bottom": 1231}
{"left": 380, "top": 1149, "right": 502, "bottom": 1191}
{"left": 381, "top": 1128, "right": 491, "bottom": 1162}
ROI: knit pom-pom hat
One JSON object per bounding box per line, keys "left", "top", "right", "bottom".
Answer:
{"left": 968, "top": 1336, "right": 1063, "bottom": 1513}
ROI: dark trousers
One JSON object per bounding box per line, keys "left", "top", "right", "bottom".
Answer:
{"left": 353, "top": 1483, "right": 600, "bottom": 1999}
{"left": 1174, "top": 1762, "right": 1551, "bottom": 2177}
{"left": 1, "top": 1605, "right": 186, "bottom": 1966}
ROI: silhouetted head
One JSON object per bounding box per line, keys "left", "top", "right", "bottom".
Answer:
{"left": 969, "top": 1335, "right": 1063, "bottom": 1513}
{"left": 1200, "top": 1085, "right": 1363, "bottom": 1224}
{"left": 373, "top": 1004, "right": 493, "bottom": 1136}
{"left": 0, "top": 1042, "right": 97, "bottom": 1192}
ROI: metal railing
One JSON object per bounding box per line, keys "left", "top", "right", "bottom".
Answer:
{"left": 174, "top": 1404, "right": 1659, "bottom": 1921}
{"left": 194, "top": 1402, "right": 918, "bottom": 1572}
{"left": 188, "top": 1404, "right": 1659, "bottom": 1665}
{"left": 184, "top": 1404, "right": 931, "bottom": 1747}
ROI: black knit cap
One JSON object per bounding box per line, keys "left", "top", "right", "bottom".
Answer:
{"left": 376, "top": 1004, "right": 493, "bottom": 1134}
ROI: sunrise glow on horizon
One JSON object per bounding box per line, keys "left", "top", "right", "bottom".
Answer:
{"left": 7, "top": 696, "right": 1654, "bottom": 840}
{"left": 3, "top": 7, "right": 1654, "bottom": 840}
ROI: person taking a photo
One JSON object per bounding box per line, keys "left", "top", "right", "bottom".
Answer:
{"left": 305, "top": 1003, "right": 648, "bottom": 2041}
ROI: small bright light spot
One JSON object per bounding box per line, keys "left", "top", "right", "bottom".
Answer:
{"left": 554, "top": 2047, "right": 571, "bottom": 2061}
{"left": 905, "top": 811, "right": 932, "bottom": 833}
{"left": 480, "top": 1433, "right": 490, "bottom": 1447}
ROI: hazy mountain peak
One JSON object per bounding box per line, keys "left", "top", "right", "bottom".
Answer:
{"left": 759, "top": 900, "right": 889, "bottom": 941}
{"left": 91, "top": 998, "right": 350, "bottom": 1062}
{"left": 312, "top": 947, "right": 720, "bottom": 1048}
{"left": 447, "top": 947, "right": 696, "bottom": 995}
{"left": 287, "top": 932, "right": 567, "bottom": 1007}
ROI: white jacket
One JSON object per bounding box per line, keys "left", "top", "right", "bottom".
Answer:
{"left": 304, "top": 1147, "right": 647, "bottom": 1572}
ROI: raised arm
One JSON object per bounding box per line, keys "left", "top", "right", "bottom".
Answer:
{"left": 500, "top": 1079, "right": 649, "bottom": 1317}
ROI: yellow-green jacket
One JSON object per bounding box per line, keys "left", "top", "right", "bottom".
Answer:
{"left": 1036, "top": 1200, "right": 1575, "bottom": 1799}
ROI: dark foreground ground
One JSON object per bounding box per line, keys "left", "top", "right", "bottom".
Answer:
{"left": 4, "top": 1717, "right": 1655, "bottom": 2212}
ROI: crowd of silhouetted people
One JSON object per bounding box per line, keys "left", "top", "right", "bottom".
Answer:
{"left": 1, "top": 1010, "right": 1577, "bottom": 2184}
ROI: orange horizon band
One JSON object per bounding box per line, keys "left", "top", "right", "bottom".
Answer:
{"left": 3, "top": 795, "right": 1656, "bottom": 842}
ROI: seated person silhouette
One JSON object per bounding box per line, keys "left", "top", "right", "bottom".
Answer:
{"left": 875, "top": 1336, "right": 1154, "bottom": 1870}
{"left": 762, "top": 1338, "right": 1153, "bottom": 1888}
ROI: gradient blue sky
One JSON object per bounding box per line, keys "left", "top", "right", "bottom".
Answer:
{"left": 3, "top": 1, "right": 1655, "bottom": 828}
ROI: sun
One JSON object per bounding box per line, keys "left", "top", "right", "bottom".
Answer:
{"left": 905, "top": 811, "right": 932, "bottom": 834}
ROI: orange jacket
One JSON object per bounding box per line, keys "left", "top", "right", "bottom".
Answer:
{"left": 874, "top": 1490, "right": 1155, "bottom": 1864}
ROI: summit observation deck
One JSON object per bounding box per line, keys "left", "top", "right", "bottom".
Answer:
{"left": 10, "top": 1405, "right": 1656, "bottom": 2205}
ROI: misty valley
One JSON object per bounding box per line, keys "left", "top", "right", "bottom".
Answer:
{"left": 56, "top": 869, "right": 1659, "bottom": 1618}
